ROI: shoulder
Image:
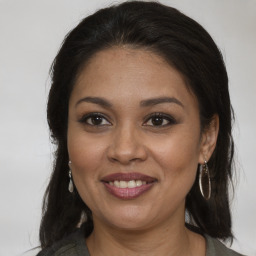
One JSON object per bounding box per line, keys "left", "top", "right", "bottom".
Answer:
{"left": 20, "top": 248, "right": 41, "bottom": 256}
{"left": 206, "top": 235, "right": 245, "bottom": 256}
{"left": 36, "top": 229, "right": 90, "bottom": 256}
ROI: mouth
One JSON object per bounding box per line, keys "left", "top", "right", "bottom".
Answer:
{"left": 108, "top": 180, "right": 147, "bottom": 188}
{"left": 101, "top": 173, "right": 157, "bottom": 200}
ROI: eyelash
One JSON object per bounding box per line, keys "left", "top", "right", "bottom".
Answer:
{"left": 78, "top": 113, "right": 111, "bottom": 126}
{"left": 143, "top": 112, "right": 177, "bottom": 127}
{"left": 78, "top": 112, "right": 177, "bottom": 127}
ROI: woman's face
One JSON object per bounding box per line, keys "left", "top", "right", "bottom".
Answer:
{"left": 68, "top": 47, "right": 210, "bottom": 231}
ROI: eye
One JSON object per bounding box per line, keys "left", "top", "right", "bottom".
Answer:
{"left": 143, "top": 113, "right": 176, "bottom": 127}
{"left": 79, "top": 113, "right": 111, "bottom": 126}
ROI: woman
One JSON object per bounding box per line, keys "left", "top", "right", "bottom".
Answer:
{"left": 37, "top": 1, "right": 244, "bottom": 255}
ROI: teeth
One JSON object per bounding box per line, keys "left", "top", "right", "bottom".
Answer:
{"left": 136, "top": 180, "right": 142, "bottom": 186}
{"left": 114, "top": 180, "right": 120, "bottom": 188}
{"left": 128, "top": 180, "right": 136, "bottom": 188}
{"left": 120, "top": 181, "right": 127, "bottom": 188}
{"left": 109, "top": 180, "right": 147, "bottom": 188}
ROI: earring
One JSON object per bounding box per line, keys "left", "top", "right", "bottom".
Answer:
{"left": 199, "top": 160, "right": 211, "bottom": 200}
{"left": 68, "top": 161, "right": 74, "bottom": 193}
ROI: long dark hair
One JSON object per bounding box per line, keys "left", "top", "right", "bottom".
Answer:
{"left": 40, "top": 0, "right": 234, "bottom": 248}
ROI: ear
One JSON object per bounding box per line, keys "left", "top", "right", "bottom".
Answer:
{"left": 198, "top": 114, "right": 219, "bottom": 164}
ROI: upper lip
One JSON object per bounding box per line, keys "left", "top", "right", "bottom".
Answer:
{"left": 101, "top": 172, "right": 157, "bottom": 183}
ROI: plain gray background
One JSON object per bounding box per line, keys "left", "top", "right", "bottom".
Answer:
{"left": 0, "top": 0, "right": 255, "bottom": 255}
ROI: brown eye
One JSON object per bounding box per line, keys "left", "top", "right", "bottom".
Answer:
{"left": 79, "top": 113, "right": 111, "bottom": 126}
{"left": 89, "top": 115, "right": 104, "bottom": 125}
{"left": 143, "top": 113, "right": 176, "bottom": 127}
{"left": 151, "top": 116, "right": 165, "bottom": 126}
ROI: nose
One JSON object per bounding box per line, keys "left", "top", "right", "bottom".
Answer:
{"left": 107, "top": 125, "right": 147, "bottom": 165}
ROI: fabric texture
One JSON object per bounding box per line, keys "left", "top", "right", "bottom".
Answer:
{"left": 37, "top": 229, "right": 245, "bottom": 256}
{"left": 205, "top": 235, "right": 244, "bottom": 256}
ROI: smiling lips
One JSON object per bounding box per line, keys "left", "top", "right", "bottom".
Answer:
{"left": 101, "top": 173, "right": 157, "bottom": 200}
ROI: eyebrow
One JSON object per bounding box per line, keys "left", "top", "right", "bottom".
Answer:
{"left": 75, "top": 96, "right": 184, "bottom": 108}
{"left": 76, "top": 97, "right": 112, "bottom": 108}
{"left": 140, "top": 97, "right": 184, "bottom": 108}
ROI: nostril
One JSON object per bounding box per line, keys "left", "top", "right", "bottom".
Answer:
{"left": 109, "top": 155, "right": 141, "bottom": 164}
{"left": 106, "top": 132, "right": 147, "bottom": 164}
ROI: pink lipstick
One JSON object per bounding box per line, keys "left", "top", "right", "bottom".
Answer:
{"left": 101, "top": 173, "right": 157, "bottom": 200}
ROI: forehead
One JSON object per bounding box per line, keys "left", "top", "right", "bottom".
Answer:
{"left": 71, "top": 46, "right": 196, "bottom": 107}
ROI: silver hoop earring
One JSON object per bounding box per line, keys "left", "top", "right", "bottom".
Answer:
{"left": 199, "top": 160, "right": 211, "bottom": 200}
{"left": 68, "top": 161, "right": 74, "bottom": 193}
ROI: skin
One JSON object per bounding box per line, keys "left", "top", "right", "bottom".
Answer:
{"left": 67, "top": 47, "right": 219, "bottom": 256}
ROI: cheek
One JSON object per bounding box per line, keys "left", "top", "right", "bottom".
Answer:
{"left": 148, "top": 128, "right": 201, "bottom": 180}
{"left": 67, "top": 130, "right": 108, "bottom": 209}
{"left": 149, "top": 131, "right": 201, "bottom": 210}
{"left": 67, "top": 128, "right": 107, "bottom": 179}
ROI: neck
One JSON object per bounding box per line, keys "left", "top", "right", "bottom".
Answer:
{"left": 86, "top": 210, "right": 205, "bottom": 256}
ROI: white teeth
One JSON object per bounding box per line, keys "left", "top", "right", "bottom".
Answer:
{"left": 109, "top": 180, "right": 147, "bottom": 188}
{"left": 120, "top": 181, "right": 127, "bottom": 188}
{"left": 128, "top": 180, "right": 136, "bottom": 188}
{"left": 136, "top": 180, "right": 142, "bottom": 186}
{"left": 114, "top": 180, "right": 120, "bottom": 188}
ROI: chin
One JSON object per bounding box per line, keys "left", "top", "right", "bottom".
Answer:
{"left": 97, "top": 205, "right": 156, "bottom": 230}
